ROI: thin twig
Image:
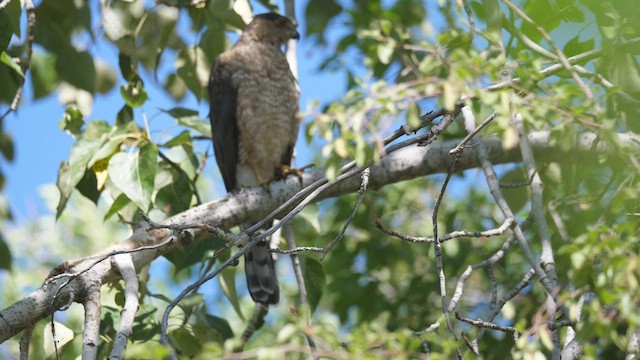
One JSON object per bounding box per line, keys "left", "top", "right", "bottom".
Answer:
{"left": 271, "top": 246, "right": 325, "bottom": 254}
{"left": 499, "top": 169, "right": 536, "bottom": 188}
{"left": 238, "top": 303, "right": 268, "bottom": 350}
{"left": 0, "top": 0, "right": 35, "bottom": 121}
{"left": 449, "top": 111, "right": 498, "bottom": 155}
{"left": 376, "top": 214, "right": 515, "bottom": 244}
{"left": 284, "top": 223, "right": 319, "bottom": 359}
{"left": 321, "top": 168, "right": 370, "bottom": 260}
{"left": 474, "top": 268, "right": 536, "bottom": 343}
{"left": 455, "top": 313, "right": 519, "bottom": 342}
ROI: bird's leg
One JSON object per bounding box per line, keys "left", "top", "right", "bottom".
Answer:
{"left": 249, "top": 163, "right": 272, "bottom": 191}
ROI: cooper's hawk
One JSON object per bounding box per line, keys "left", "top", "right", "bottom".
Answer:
{"left": 208, "top": 13, "right": 300, "bottom": 305}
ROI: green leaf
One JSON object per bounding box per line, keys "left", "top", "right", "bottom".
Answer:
{"left": 30, "top": 51, "right": 59, "bottom": 99}
{"left": 76, "top": 168, "right": 99, "bottom": 204}
{"left": 0, "top": 52, "right": 24, "bottom": 78}
{"left": 563, "top": 36, "right": 595, "bottom": 57}
{"left": 175, "top": 46, "right": 210, "bottom": 100}
{"left": 0, "top": 131, "right": 14, "bottom": 161}
{"left": 0, "top": 11, "right": 12, "bottom": 53}
{"left": 162, "top": 130, "right": 192, "bottom": 147}
{"left": 163, "top": 236, "right": 223, "bottom": 274}
{"left": 2, "top": 0, "right": 20, "bottom": 36}
{"left": 300, "top": 255, "right": 326, "bottom": 313}
{"left": 218, "top": 249, "right": 244, "bottom": 321}
{"left": 168, "top": 328, "right": 201, "bottom": 356}
{"left": 95, "top": 59, "right": 117, "bottom": 94}
{"left": 57, "top": 125, "right": 108, "bottom": 217}
{"left": 161, "top": 107, "right": 211, "bottom": 136}
{"left": 54, "top": 49, "right": 95, "bottom": 92}
{"left": 34, "top": 0, "right": 91, "bottom": 52}
{"left": 376, "top": 39, "right": 396, "bottom": 65}
{"left": 601, "top": 52, "right": 640, "bottom": 95}
{"left": 56, "top": 161, "right": 72, "bottom": 217}
{"left": 199, "top": 24, "right": 229, "bottom": 63}
{"left": 406, "top": 102, "right": 421, "bottom": 129}
{"left": 163, "top": 73, "right": 187, "bottom": 101}
{"left": 154, "top": 170, "right": 193, "bottom": 214}
{"left": 58, "top": 106, "right": 84, "bottom": 137}
{"left": 203, "top": 314, "right": 234, "bottom": 341}
{"left": 108, "top": 142, "right": 158, "bottom": 212}
{"left": 120, "top": 81, "right": 148, "bottom": 108}
{"left": 499, "top": 168, "right": 530, "bottom": 214}
{"left": 0, "top": 232, "right": 12, "bottom": 270}
{"left": 116, "top": 104, "right": 133, "bottom": 125}
{"left": 305, "top": 0, "right": 342, "bottom": 43}
{"left": 133, "top": 141, "right": 158, "bottom": 209}
{"left": 0, "top": 55, "right": 20, "bottom": 102}
{"left": 104, "top": 193, "right": 130, "bottom": 221}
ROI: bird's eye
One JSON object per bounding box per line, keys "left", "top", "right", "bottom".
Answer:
{"left": 275, "top": 18, "right": 288, "bottom": 27}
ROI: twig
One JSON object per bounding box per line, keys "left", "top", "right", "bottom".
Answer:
{"left": 376, "top": 216, "right": 514, "bottom": 244}
{"left": 499, "top": 169, "right": 536, "bottom": 188}
{"left": 449, "top": 111, "right": 498, "bottom": 155}
{"left": 461, "top": 0, "right": 475, "bottom": 39}
{"left": 474, "top": 268, "right": 536, "bottom": 343}
{"left": 0, "top": 0, "right": 35, "bottom": 122}
{"left": 414, "top": 319, "right": 441, "bottom": 336}
{"left": 271, "top": 246, "right": 325, "bottom": 254}
{"left": 284, "top": 223, "right": 319, "bottom": 359}
{"left": 237, "top": 303, "right": 268, "bottom": 350}
{"left": 50, "top": 315, "right": 60, "bottom": 360}
{"left": 572, "top": 65, "right": 640, "bottom": 105}
{"left": 455, "top": 313, "right": 519, "bottom": 342}
{"left": 19, "top": 325, "right": 34, "bottom": 360}
{"left": 108, "top": 254, "right": 139, "bottom": 359}
{"left": 321, "top": 168, "right": 370, "bottom": 260}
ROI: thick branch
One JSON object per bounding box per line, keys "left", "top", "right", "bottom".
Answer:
{"left": 0, "top": 131, "right": 638, "bottom": 343}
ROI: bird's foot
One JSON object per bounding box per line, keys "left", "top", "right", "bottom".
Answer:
{"left": 275, "top": 164, "right": 314, "bottom": 184}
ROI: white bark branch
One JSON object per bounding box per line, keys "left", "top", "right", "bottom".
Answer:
{"left": 82, "top": 274, "right": 101, "bottom": 360}
{"left": 108, "top": 254, "right": 139, "bottom": 360}
{"left": 0, "top": 131, "right": 638, "bottom": 344}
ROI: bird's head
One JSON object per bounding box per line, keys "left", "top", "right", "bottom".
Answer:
{"left": 242, "top": 13, "right": 300, "bottom": 44}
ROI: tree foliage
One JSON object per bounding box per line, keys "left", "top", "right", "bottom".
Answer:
{"left": 0, "top": 0, "right": 639, "bottom": 359}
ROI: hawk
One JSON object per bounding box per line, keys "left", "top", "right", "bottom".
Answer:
{"left": 208, "top": 13, "right": 300, "bottom": 305}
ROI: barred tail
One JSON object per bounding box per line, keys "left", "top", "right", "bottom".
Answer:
{"left": 244, "top": 239, "right": 279, "bottom": 305}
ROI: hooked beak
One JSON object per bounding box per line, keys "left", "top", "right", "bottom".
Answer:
{"left": 291, "top": 31, "right": 300, "bottom": 40}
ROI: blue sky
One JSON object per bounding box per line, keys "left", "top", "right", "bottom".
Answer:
{"left": 2, "top": 0, "right": 354, "bottom": 224}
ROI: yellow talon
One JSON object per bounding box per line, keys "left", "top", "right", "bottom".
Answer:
{"left": 276, "top": 164, "right": 314, "bottom": 184}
